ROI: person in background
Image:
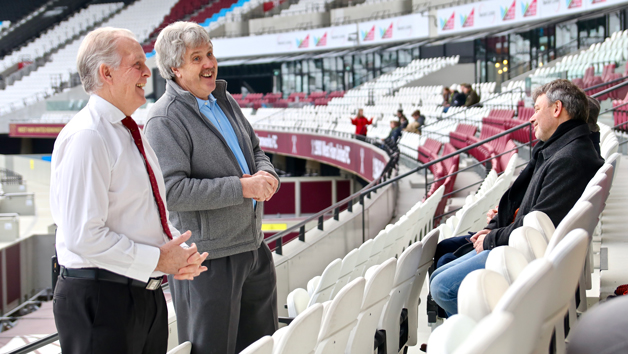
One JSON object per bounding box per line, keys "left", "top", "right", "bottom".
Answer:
{"left": 145, "top": 22, "right": 280, "bottom": 354}
{"left": 51, "top": 27, "right": 208, "bottom": 354}
{"left": 351, "top": 108, "right": 373, "bottom": 137}
{"left": 397, "top": 109, "right": 408, "bottom": 129}
{"left": 442, "top": 87, "right": 452, "bottom": 107}
{"left": 587, "top": 96, "right": 601, "bottom": 156}
{"left": 450, "top": 89, "right": 467, "bottom": 108}
{"left": 405, "top": 109, "right": 426, "bottom": 134}
{"left": 384, "top": 120, "right": 402, "bottom": 147}
{"left": 460, "top": 83, "right": 480, "bottom": 107}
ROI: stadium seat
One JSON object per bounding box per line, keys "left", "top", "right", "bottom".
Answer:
{"left": 330, "top": 248, "right": 359, "bottom": 299}
{"left": 240, "top": 336, "right": 274, "bottom": 354}
{"left": 346, "top": 258, "right": 396, "bottom": 353}
{"left": 508, "top": 226, "right": 548, "bottom": 262}
{"left": 315, "top": 277, "right": 365, "bottom": 354}
{"left": 273, "top": 303, "right": 323, "bottom": 354}
{"left": 167, "top": 341, "right": 192, "bottom": 354}
{"left": 378, "top": 241, "right": 423, "bottom": 354}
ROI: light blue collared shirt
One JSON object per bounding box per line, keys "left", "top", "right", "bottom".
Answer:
{"left": 196, "top": 95, "right": 255, "bottom": 207}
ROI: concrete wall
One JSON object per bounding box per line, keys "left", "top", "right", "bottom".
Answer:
{"left": 0, "top": 155, "right": 51, "bottom": 186}
{"left": 331, "top": 0, "right": 411, "bottom": 25}
{"left": 402, "top": 63, "right": 475, "bottom": 87}
{"left": 249, "top": 12, "right": 330, "bottom": 35}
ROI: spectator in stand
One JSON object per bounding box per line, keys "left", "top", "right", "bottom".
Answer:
{"left": 587, "top": 96, "right": 601, "bottom": 156}
{"left": 442, "top": 87, "right": 452, "bottom": 107}
{"left": 461, "top": 83, "right": 480, "bottom": 107}
{"left": 351, "top": 108, "right": 373, "bottom": 138}
{"left": 384, "top": 120, "right": 402, "bottom": 147}
{"left": 397, "top": 109, "right": 409, "bottom": 129}
{"left": 405, "top": 109, "right": 426, "bottom": 135}
{"left": 429, "top": 79, "right": 604, "bottom": 316}
{"left": 449, "top": 89, "right": 467, "bottom": 109}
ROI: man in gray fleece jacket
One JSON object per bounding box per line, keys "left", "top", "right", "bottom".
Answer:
{"left": 144, "top": 22, "right": 280, "bottom": 354}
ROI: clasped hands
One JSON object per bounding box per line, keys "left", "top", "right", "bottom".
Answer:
{"left": 156, "top": 231, "right": 209, "bottom": 280}
{"left": 241, "top": 170, "right": 278, "bottom": 202}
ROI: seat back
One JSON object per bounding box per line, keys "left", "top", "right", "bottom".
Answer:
{"left": 407, "top": 229, "right": 439, "bottom": 346}
{"left": 485, "top": 246, "right": 529, "bottom": 284}
{"left": 379, "top": 224, "right": 399, "bottom": 263}
{"left": 523, "top": 211, "right": 555, "bottom": 242}
{"left": 316, "top": 278, "right": 365, "bottom": 354}
{"left": 458, "top": 269, "right": 510, "bottom": 322}
{"left": 508, "top": 226, "right": 548, "bottom": 262}
{"left": 274, "top": 304, "right": 323, "bottom": 354}
{"left": 239, "top": 336, "right": 273, "bottom": 354}
{"left": 330, "top": 248, "right": 359, "bottom": 299}
{"left": 309, "top": 258, "right": 342, "bottom": 306}
{"left": 580, "top": 183, "right": 607, "bottom": 220}
{"left": 287, "top": 288, "right": 311, "bottom": 317}
{"left": 546, "top": 201, "right": 595, "bottom": 254}
{"left": 426, "top": 314, "right": 476, "bottom": 354}
{"left": 349, "top": 239, "right": 373, "bottom": 282}
{"left": 379, "top": 241, "right": 423, "bottom": 354}
{"left": 346, "top": 259, "right": 397, "bottom": 353}
{"left": 167, "top": 342, "right": 192, "bottom": 354}
{"left": 365, "top": 230, "right": 388, "bottom": 271}
{"left": 454, "top": 312, "right": 515, "bottom": 354}
{"left": 544, "top": 229, "right": 589, "bottom": 319}
{"left": 451, "top": 198, "right": 484, "bottom": 237}
{"left": 493, "top": 259, "right": 554, "bottom": 354}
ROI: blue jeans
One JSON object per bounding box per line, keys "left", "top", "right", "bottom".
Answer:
{"left": 429, "top": 250, "right": 490, "bottom": 316}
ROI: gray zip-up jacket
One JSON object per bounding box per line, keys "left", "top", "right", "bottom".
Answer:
{"left": 144, "top": 79, "right": 279, "bottom": 259}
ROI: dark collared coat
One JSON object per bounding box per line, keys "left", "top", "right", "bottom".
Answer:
{"left": 483, "top": 119, "right": 605, "bottom": 249}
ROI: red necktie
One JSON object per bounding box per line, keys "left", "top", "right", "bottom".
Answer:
{"left": 121, "top": 116, "right": 173, "bottom": 240}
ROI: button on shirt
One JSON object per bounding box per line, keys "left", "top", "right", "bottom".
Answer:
{"left": 50, "top": 95, "right": 181, "bottom": 282}
{"left": 197, "top": 95, "right": 255, "bottom": 207}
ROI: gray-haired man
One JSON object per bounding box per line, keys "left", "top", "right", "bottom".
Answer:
{"left": 144, "top": 22, "right": 280, "bottom": 354}
{"left": 51, "top": 27, "right": 208, "bottom": 354}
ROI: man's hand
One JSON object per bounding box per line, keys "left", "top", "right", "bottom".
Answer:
{"left": 253, "top": 170, "right": 278, "bottom": 194}
{"left": 470, "top": 229, "right": 491, "bottom": 254}
{"left": 241, "top": 173, "right": 276, "bottom": 202}
{"left": 175, "top": 243, "right": 209, "bottom": 280}
{"left": 486, "top": 206, "right": 498, "bottom": 224}
{"left": 155, "top": 231, "right": 208, "bottom": 280}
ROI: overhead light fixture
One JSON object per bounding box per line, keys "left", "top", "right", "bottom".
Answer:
{"left": 498, "top": 69, "right": 503, "bottom": 74}
{"left": 504, "top": 67, "right": 508, "bottom": 72}
{"left": 503, "top": 60, "right": 508, "bottom": 65}
{"left": 495, "top": 63, "right": 500, "bottom": 68}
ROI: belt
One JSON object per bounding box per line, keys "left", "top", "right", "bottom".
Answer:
{"left": 60, "top": 267, "right": 163, "bottom": 291}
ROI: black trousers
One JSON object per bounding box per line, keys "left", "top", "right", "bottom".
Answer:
{"left": 170, "top": 242, "right": 278, "bottom": 354}
{"left": 53, "top": 276, "right": 168, "bottom": 354}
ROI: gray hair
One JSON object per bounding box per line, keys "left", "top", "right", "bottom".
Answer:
{"left": 76, "top": 27, "right": 136, "bottom": 94}
{"left": 155, "top": 22, "right": 212, "bottom": 80}
{"left": 532, "top": 79, "right": 589, "bottom": 123}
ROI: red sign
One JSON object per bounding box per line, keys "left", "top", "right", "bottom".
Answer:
{"left": 256, "top": 130, "right": 389, "bottom": 181}
{"left": 9, "top": 124, "right": 65, "bottom": 138}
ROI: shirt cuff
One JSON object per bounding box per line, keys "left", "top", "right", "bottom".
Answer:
{"left": 125, "top": 243, "right": 161, "bottom": 282}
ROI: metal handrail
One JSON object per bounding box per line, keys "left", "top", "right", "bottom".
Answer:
{"left": 584, "top": 75, "right": 628, "bottom": 92}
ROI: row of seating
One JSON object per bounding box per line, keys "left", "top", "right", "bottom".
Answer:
{"left": 0, "top": 0, "right": 179, "bottom": 115}
{"left": 254, "top": 185, "right": 445, "bottom": 354}
{"left": 234, "top": 91, "right": 345, "bottom": 108}
{"left": 0, "top": 3, "right": 123, "bottom": 74}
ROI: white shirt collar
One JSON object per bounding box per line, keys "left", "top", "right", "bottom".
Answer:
{"left": 89, "top": 94, "right": 128, "bottom": 124}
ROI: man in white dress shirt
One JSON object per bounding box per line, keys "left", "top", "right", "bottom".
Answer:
{"left": 50, "top": 27, "right": 208, "bottom": 354}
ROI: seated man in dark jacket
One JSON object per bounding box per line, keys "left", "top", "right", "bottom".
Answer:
{"left": 461, "top": 83, "right": 480, "bottom": 107}
{"left": 430, "top": 79, "right": 605, "bottom": 316}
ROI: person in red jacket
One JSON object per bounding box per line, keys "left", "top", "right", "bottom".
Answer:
{"left": 351, "top": 108, "right": 373, "bottom": 138}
